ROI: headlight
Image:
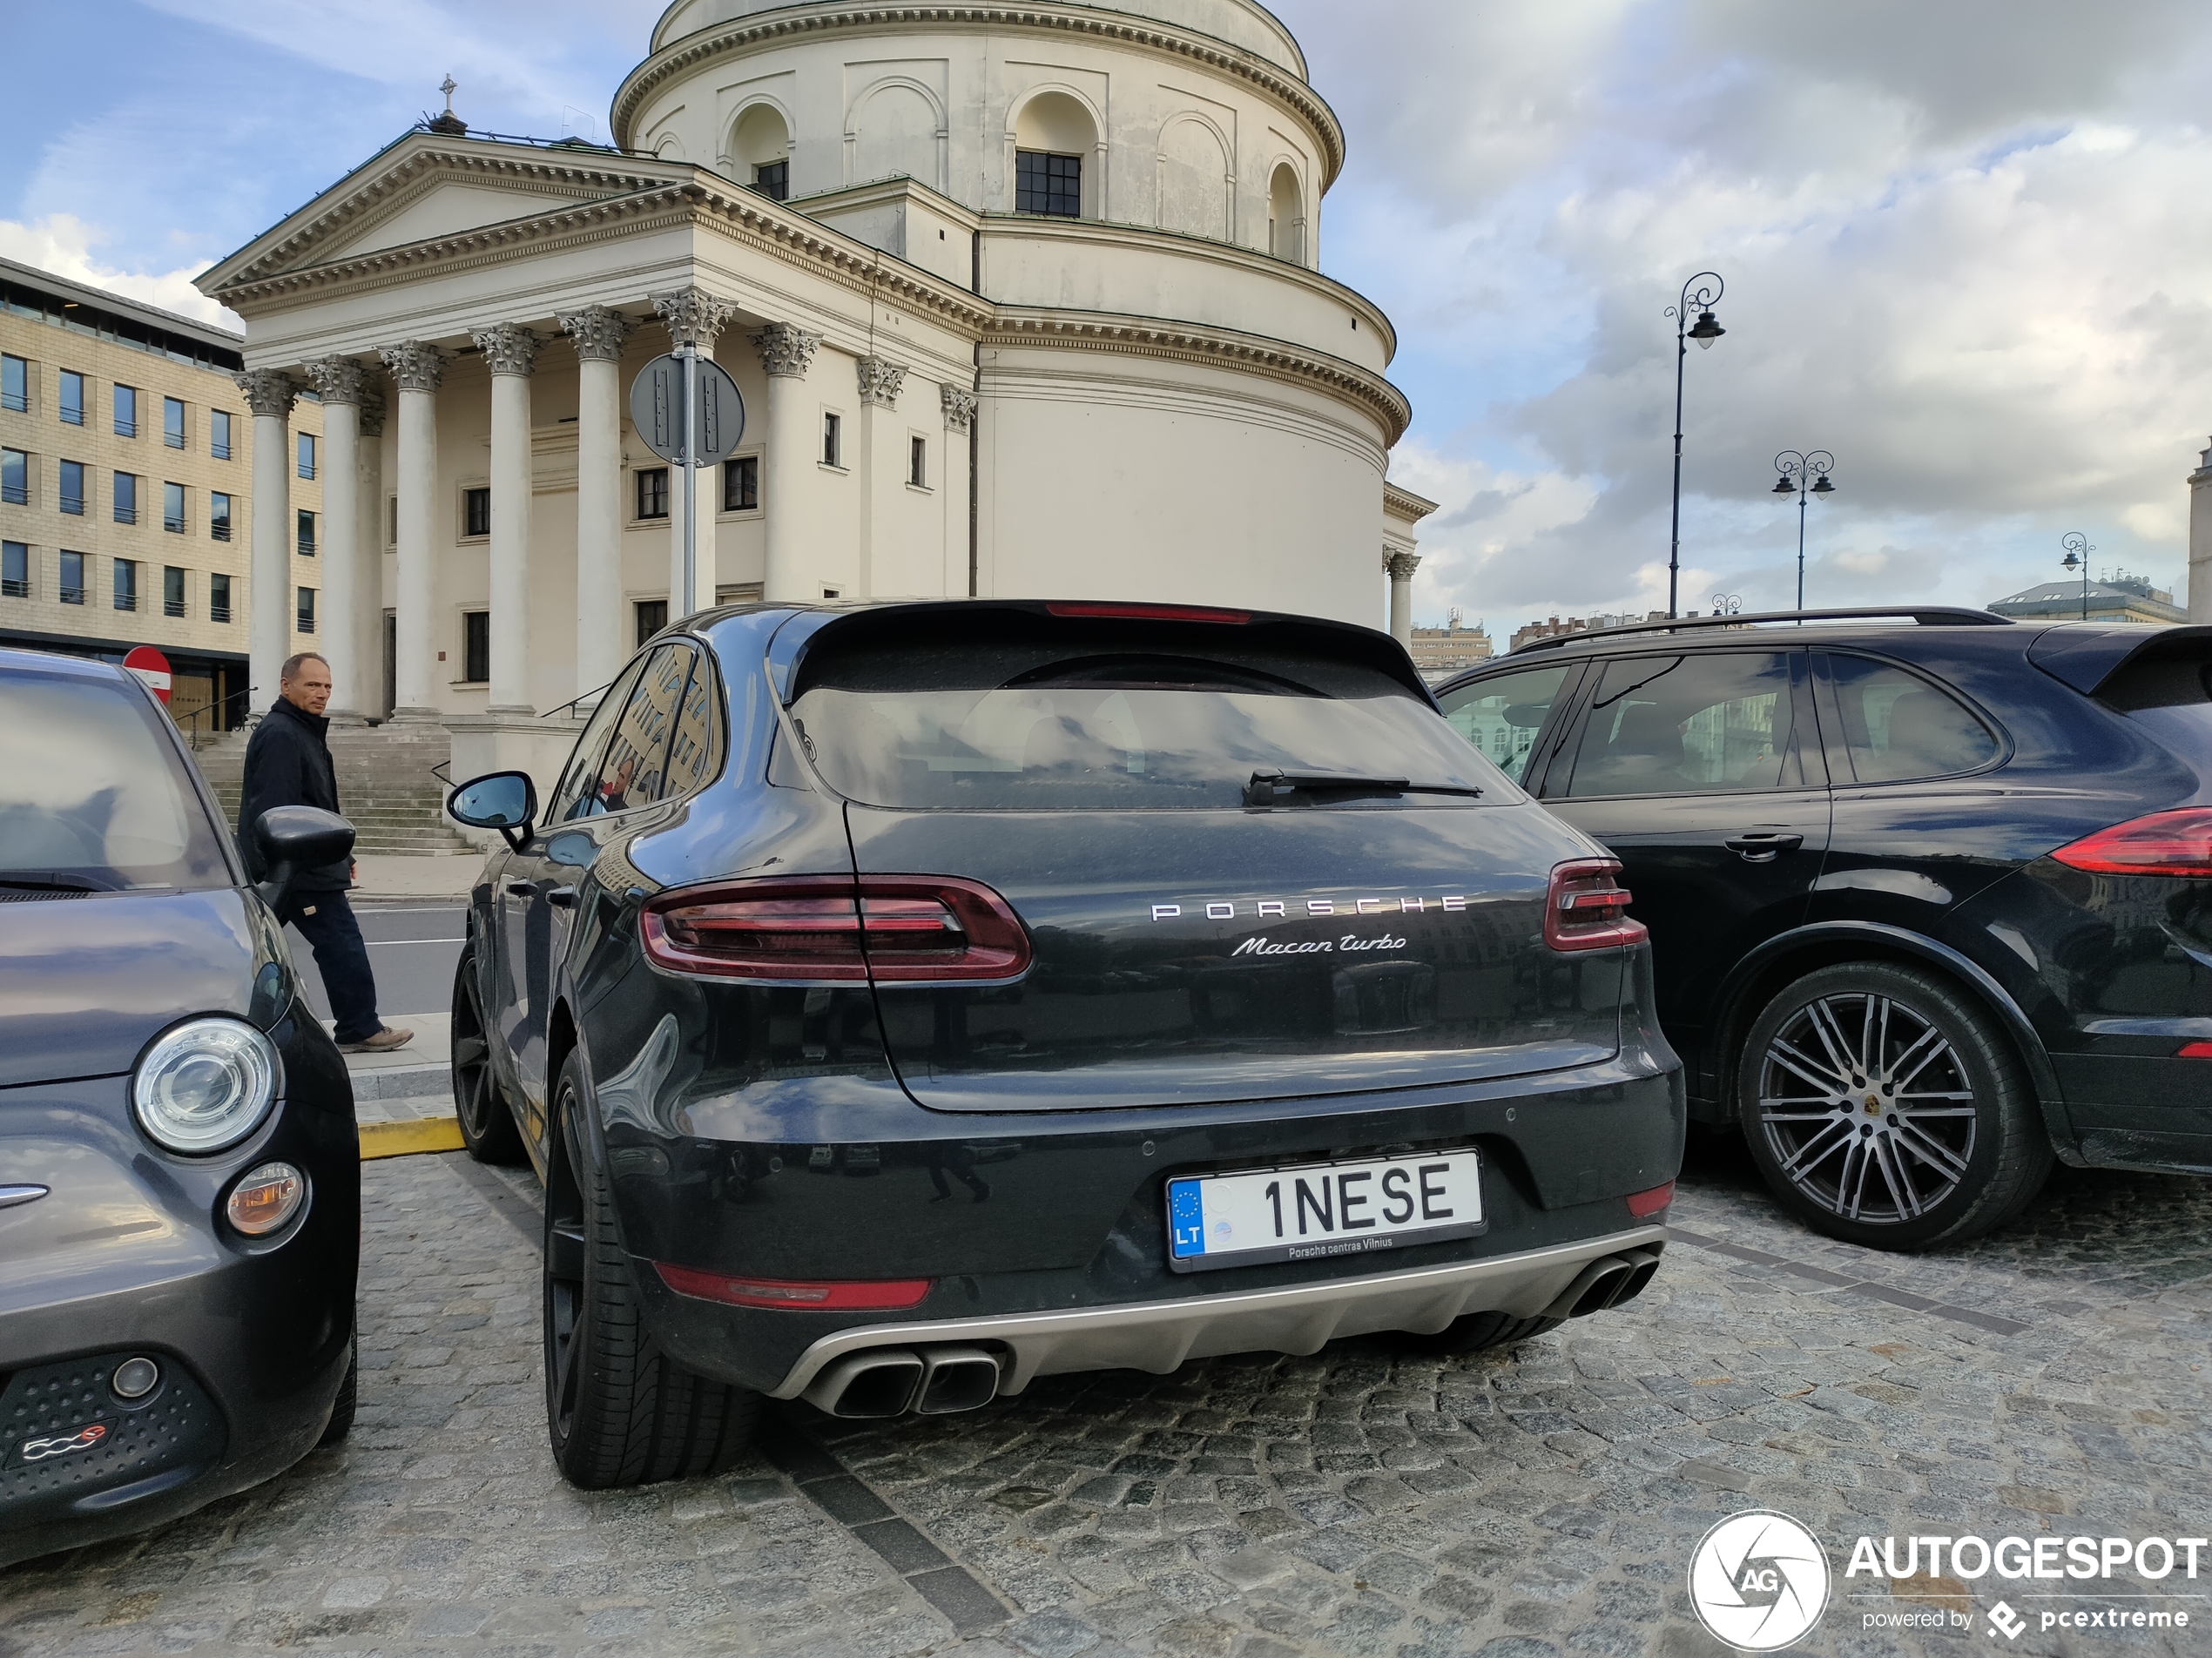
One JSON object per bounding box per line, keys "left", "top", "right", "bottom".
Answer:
{"left": 132, "top": 1018, "right": 278, "bottom": 1154}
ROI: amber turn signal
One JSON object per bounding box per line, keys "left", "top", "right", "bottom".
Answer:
{"left": 226, "top": 1162, "right": 306, "bottom": 1236}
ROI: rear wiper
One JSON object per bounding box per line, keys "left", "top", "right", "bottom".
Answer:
{"left": 1244, "top": 770, "right": 1483, "bottom": 807}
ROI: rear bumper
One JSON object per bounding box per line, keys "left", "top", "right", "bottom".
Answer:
{"left": 764, "top": 1223, "right": 1669, "bottom": 1399}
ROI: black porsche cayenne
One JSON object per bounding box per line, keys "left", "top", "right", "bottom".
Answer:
{"left": 446, "top": 600, "right": 1683, "bottom": 1488}
{"left": 1435, "top": 607, "right": 2212, "bottom": 1252}
{"left": 0, "top": 647, "right": 361, "bottom": 1567}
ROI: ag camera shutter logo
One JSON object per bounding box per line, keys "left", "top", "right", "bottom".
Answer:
{"left": 1689, "top": 1510, "right": 1831, "bottom": 1650}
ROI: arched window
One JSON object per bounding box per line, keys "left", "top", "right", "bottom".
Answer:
{"left": 1014, "top": 91, "right": 1097, "bottom": 218}
{"left": 1268, "top": 163, "right": 1304, "bottom": 263}
{"left": 731, "top": 103, "right": 791, "bottom": 199}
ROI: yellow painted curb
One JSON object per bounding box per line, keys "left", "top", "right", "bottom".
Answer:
{"left": 360, "top": 1115, "right": 465, "bottom": 1160}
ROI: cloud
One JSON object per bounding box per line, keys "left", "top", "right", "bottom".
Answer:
{"left": 0, "top": 214, "right": 240, "bottom": 329}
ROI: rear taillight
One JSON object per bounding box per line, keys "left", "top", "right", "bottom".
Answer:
{"left": 654, "top": 1264, "right": 934, "bottom": 1311}
{"left": 1544, "top": 858, "right": 1647, "bottom": 953}
{"left": 2052, "top": 808, "right": 2212, "bottom": 878}
{"left": 640, "top": 874, "right": 1030, "bottom": 983}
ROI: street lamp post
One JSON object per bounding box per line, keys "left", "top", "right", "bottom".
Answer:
{"left": 1665, "top": 272, "right": 1727, "bottom": 620}
{"left": 2060, "top": 530, "right": 2095, "bottom": 621}
{"left": 1771, "top": 450, "right": 1836, "bottom": 611}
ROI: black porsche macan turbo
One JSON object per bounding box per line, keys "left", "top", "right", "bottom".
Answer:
{"left": 445, "top": 600, "right": 1683, "bottom": 1487}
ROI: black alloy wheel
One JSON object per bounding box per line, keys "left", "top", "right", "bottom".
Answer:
{"left": 542, "top": 1049, "right": 761, "bottom": 1489}
{"left": 1738, "top": 961, "right": 2053, "bottom": 1250}
{"left": 451, "top": 949, "right": 523, "bottom": 1164}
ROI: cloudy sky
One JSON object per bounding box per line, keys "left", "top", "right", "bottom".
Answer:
{"left": 6, "top": 0, "right": 2209, "bottom": 634}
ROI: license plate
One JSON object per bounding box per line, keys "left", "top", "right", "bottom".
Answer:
{"left": 1165, "top": 1148, "right": 1486, "bottom": 1273}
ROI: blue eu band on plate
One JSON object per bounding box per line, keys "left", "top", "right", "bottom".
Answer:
{"left": 1166, "top": 1149, "right": 1487, "bottom": 1273}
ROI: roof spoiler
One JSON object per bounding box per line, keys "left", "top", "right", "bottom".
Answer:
{"left": 2027, "top": 623, "right": 2212, "bottom": 696}
{"left": 1508, "top": 606, "right": 2011, "bottom": 654}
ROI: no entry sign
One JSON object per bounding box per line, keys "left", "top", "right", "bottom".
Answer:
{"left": 123, "top": 644, "right": 172, "bottom": 704}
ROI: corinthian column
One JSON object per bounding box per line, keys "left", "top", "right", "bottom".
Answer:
{"left": 471, "top": 323, "right": 542, "bottom": 714}
{"left": 377, "top": 340, "right": 449, "bottom": 720}
{"left": 559, "top": 306, "right": 634, "bottom": 698}
{"left": 354, "top": 392, "right": 386, "bottom": 717}
{"left": 234, "top": 368, "right": 298, "bottom": 711}
{"left": 652, "top": 288, "right": 738, "bottom": 618}
{"left": 2190, "top": 439, "right": 2212, "bottom": 624}
{"left": 1385, "top": 549, "right": 1420, "bottom": 647}
{"left": 941, "top": 384, "right": 977, "bottom": 596}
{"left": 752, "top": 322, "right": 821, "bottom": 603}
{"left": 302, "top": 357, "right": 368, "bottom": 720}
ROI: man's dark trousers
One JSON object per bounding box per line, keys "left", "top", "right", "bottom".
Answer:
{"left": 280, "top": 891, "right": 381, "bottom": 1044}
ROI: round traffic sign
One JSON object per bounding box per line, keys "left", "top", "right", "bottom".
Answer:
{"left": 629, "top": 353, "right": 745, "bottom": 468}
{"left": 123, "top": 644, "right": 172, "bottom": 704}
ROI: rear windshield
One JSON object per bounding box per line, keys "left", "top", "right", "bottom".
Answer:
{"left": 789, "top": 628, "right": 1502, "bottom": 810}
{"left": 0, "top": 667, "right": 232, "bottom": 892}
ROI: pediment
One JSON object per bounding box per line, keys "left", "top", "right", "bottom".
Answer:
{"left": 317, "top": 176, "right": 617, "bottom": 264}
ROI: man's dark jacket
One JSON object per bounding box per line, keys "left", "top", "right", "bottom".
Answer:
{"left": 237, "top": 698, "right": 350, "bottom": 891}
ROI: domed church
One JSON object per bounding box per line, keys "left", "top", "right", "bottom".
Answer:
{"left": 197, "top": 0, "right": 1432, "bottom": 780}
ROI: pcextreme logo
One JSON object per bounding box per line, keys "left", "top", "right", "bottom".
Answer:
{"left": 1689, "top": 1511, "right": 1831, "bottom": 1651}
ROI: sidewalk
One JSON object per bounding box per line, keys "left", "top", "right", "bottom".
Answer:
{"left": 327, "top": 1010, "right": 451, "bottom": 1122}
{"left": 350, "top": 852, "right": 481, "bottom": 901}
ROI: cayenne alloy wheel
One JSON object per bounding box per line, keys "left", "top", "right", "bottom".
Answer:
{"left": 1738, "top": 961, "right": 2052, "bottom": 1250}
{"left": 450, "top": 950, "right": 524, "bottom": 1164}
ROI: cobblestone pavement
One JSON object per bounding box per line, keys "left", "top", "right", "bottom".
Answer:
{"left": 3, "top": 1136, "right": 2210, "bottom": 1658}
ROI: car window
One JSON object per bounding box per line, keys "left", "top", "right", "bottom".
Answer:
{"left": 590, "top": 644, "right": 686, "bottom": 814}
{"left": 1825, "top": 653, "right": 1999, "bottom": 782}
{"left": 663, "top": 650, "right": 720, "bottom": 799}
{"left": 1563, "top": 652, "right": 1800, "bottom": 799}
{"left": 0, "top": 667, "right": 231, "bottom": 890}
{"left": 548, "top": 656, "right": 648, "bottom": 823}
{"left": 1435, "top": 665, "right": 1571, "bottom": 785}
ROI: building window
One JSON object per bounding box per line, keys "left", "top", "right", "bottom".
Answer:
{"left": 637, "top": 466, "right": 669, "bottom": 520}
{"left": 59, "top": 550, "right": 84, "bottom": 605}
{"left": 113, "top": 384, "right": 138, "bottom": 438}
{"left": 2, "top": 354, "right": 25, "bottom": 414}
{"left": 635, "top": 598, "right": 667, "bottom": 646}
{"left": 211, "top": 409, "right": 233, "bottom": 460}
{"left": 1015, "top": 150, "right": 1082, "bottom": 217}
{"left": 752, "top": 159, "right": 789, "bottom": 201}
{"left": 164, "top": 481, "right": 186, "bottom": 533}
{"left": 210, "top": 571, "right": 232, "bottom": 623}
{"left": 297, "top": 433, "right": 316, "bottom": 480}
{"left": 113, "top": 472, "right": 138, "bottom": 525}
{"left": 909, "top": 435, "right": 927, "bottom": 488}
{"left": 297, "top": 585, "right": 316, "bottom": 634}
{"left": 1, "top": 448, "right": 24, "bottom": 506}
{"left": 164, "top": 565, "right": 186, "bottom": 617}
{"left": 210, "top": 491, "right": 233, "bottom": 542}
{"left": 462, "top": 610, "right": 489, "bottom": 682}
{"left": 297, "top": 509, "right": 315, "bottom": 556}
{"left": 58, "top": 459, "right": 84, "bottom": 516}
{"left": 58, "top": 371, "right": 83, "bottom": 427}
{"left": 462, "top": 485, "right": 490, "bottom": 538}
{"left": 821, "top": 412, "right": 842, "bottom": 468}
{"left": 3, "top": 541, "right": 28, "bottom": 598}
{"left": 113, "top": 558, "right": 138, "bottom": 612}
{"left": 722, "top": 455, "right": 758, "bottom": 511}
{"left": 164, "top": 396, "right": 186, "bottom": 450}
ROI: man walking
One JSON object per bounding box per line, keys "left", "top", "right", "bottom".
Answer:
{"left": 238, "top": 651, "right": 412, "bottom": 1054}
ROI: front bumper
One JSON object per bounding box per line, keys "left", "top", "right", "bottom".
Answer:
{"left": 765, "top": 1223, "right": 1668, "bottom": 1399}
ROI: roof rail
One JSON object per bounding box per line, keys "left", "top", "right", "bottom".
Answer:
{"left": 1509, "top": 606, "right": 2013, "bottom": 655}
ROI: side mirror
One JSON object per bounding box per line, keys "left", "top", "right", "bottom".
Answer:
{"left": 253, "top": 805, "right": 355, "bottom": 907}
{"left": 448, "top": 771, "right": 537, "bottom": 852}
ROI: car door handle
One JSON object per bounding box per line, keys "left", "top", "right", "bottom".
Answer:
{"left": 1725, "top": 832, "right": 1804, "bottom": 862}
{"left": 505, "top": 880, "right": 536, "bottom": 896}
{"left": 547, "top": 886, "right": 577, "bottom": 910}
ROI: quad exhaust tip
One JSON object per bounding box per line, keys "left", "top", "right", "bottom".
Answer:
{"left": 803, "top": 1345, "right": 1004, "bottom": 1419}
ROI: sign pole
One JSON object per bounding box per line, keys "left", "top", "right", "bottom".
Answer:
{"left": 679, "top": 341, "right": 698, "bottom": 617}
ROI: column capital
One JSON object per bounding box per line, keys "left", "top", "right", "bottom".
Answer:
{"left": 940, "top": 383, "right": 979, "bottom": 433}
{"left": 1384, "top": 549, "right": 1420, "bottom": 581}
{"left": 652, "top": 287, "right": 738, "bottom": 352}
{"left": 558, "top": 305, "right": 635, "bottom": 363}
{"left": 751, "top": 322, "right": 821, "bottom": 379}
{"left": 234, "top": 368, "right": 299, "bottom": 419}
{"left": 301, "top": 356, "right": 371, "bottom": 406}
{"left": 357, "top": 388, "right": 388, "bottom": 438}
{"left": 856, "top": 356, "right": 907, "bottom": 408}
{"left": 378, "top": 340, "right": 451, "bottom": 394}
{"left": 471, "top": 322, "right": 543, "bottom": 378}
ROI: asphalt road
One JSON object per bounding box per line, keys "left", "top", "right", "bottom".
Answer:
{"left": 289, "top": 900, "right": 466, "bottom": 1022}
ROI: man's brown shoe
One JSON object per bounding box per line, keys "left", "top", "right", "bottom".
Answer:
{"left": 339, "top": 1027, "right": 415, "bottom": 1054}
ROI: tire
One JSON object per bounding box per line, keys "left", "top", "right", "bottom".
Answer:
{"left": 1737, "top": 961, "right": 2054, "bottom": 1250}
{"left": 542, "top": 1049, "right": 761, "bottom": 1489}
{"left": 1394, "top": 1310, "right": 1562, "bottom": 1357}
{"left": 317, "top": 1327, "right": 357, "bottom": 1446}
{"left": 451, "top": 948, "right": 524, "bottom": 1165}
